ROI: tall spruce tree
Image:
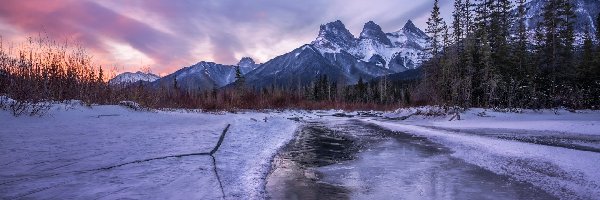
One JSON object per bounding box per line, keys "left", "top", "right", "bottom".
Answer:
{"left": 596, "top": 13, "right": 600, "bottom": 45}
{"left": 515, "top": 0, "right": 529, "bottom": 78}
{"left": 235, "top": 65, "right": 245, "bottom": 90}
{"left": 557, "top": 0, "right": 576, "bottom": 78}
{"left": 515, "top": 0, "right": 534, "bottom": 107}
{"left": 492, "top": 0, "right": 514, "bottom": 106}
{"left": 595, "top": 13, "right": 600, "bottom": 79}
{"left": 453, "top": 0, "right": 465, "bottom": 43}
{"left": 460, "top": 0, "right": 475, "bottom": 107}
{"left": 538, "top": 0, "right": 577, "bottom": 106}
{"left": 426, "top": 0, "right": 445, "bottom": 58}
{"left": 579, "top": 29, "right": 595, "bottom": 83}
{"left": 472, "top": 0, "right": 499, "bottom": 107}
{"left": 539, "top": 0, "right": 560, "bottom": 96}
{"left": 423, "top": 0, "right": 447, "bottom": 104}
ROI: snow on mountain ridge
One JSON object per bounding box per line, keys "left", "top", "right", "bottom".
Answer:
{"left": 311, "top": 20, "right": 358, "bottom": 54}
{"left": 311, "top": 20, "right": 428, "bottom": 73}
{"left": 109, "top": 71, "right": 160, "bottom": 85}
{"left": 360, "top": 21, "right": 392, "bottom": 46}
{"left": 151, "top": 57, "right": 260, "bottom": 91}
{"left": 237, "top": 57, "right": 260, "bottom": 74}
{"left": 152, "top": 20, "right": 428, "bottom": 90}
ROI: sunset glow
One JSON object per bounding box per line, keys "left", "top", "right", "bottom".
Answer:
{"left": 0, "top": 0, "right": 451, "bottom": 75}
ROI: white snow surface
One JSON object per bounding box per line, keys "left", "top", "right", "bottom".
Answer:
{"left": 2, "top": 102, "right": 600, "bottom": 199}
{"left": 383, "top": 108, "right": 600, "bottom": 135}
{"left": 365, "top": 108, "right": 600, "bottom": 199}
{"left": 0, "top": 103, "right": 300, "bottom": 199}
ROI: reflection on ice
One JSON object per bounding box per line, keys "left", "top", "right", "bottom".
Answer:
{"left": 267, "top": 119, "right": 556, "bottom": 200}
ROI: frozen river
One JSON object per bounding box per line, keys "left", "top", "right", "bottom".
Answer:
{"left": 266, "top": 119, "right": 557, "bottom": 199}
{"left": 1, "top": 105, "right": 598, "bottom": 199}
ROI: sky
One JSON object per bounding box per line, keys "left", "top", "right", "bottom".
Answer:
{"left": 0, "top": 0, "right": 452, "bottom": 75}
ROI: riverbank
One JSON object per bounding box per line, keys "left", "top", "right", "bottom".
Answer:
{"left": 2, "top": 103, "right": 598, "bottom": 199}
{"left": 0, "top": 103, "right": 301, "bottom": 199}
{"left": 366, "top": 108, "right": 600, "bottom": 199}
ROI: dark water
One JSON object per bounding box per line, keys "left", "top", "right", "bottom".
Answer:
{"left": 265, "top": 120, "right": 557, "bottom": 200}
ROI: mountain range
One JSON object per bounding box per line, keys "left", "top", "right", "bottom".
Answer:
{"left": 111, "top": 20, "right": 428, "bottom": 90}
{"left": 242, "top": 20, "right": 428, "bottom": 89}
{"left": 110, "top": 0, "right": 599, "bottom": 91}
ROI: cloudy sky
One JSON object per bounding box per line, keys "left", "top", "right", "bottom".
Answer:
{"left": 0, "top": 0, "right": 452, "bottom": 75}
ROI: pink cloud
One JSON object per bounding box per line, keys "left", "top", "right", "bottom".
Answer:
{"left": 0, "top": 0, "right": 192, "bottom": 73}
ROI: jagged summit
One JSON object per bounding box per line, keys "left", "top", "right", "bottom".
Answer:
{"left": 360, "top": 21, "right": 392, "bottom": 46}
{"left": 237, "top": 57, "right": 259, "bottom": 73}
{"left": 401, "top": 20, "right": 428, "bottom": 38}
{"left": 309, "top": 19, "right": 428, "bottom": 73}
{"left": 237, "top": 57, "right": 255, "bottom": 66}
{"left": 153, "top": 19, "right": 429, "bottom": 90}
{"left": 312, "top": 20, "right": 357, "bottom": 52}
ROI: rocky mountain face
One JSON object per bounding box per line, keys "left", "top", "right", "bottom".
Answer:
{"left": 241, "top": 44, "right": 391, "bottom": 89}
{"left": 109, "top": 71, "right": 160, "bottom": 85}
{"left": 311, "top": 20, "right": 428, "bottom": 73}
{"left": 241, "top": 20, "right": 428, "bottom": 89}
{"left": 360, "top": 21, "right": 393, "bottom": 46}
{"left": 151, "top": 58, "right": 259, "bottom": 91}
{"left": 237, "top": 57, "right": 260, "bottom": 74}
{"left": 117, "top": 20, "right": 428, "bottom": 91}
{"left": 112, "top": 1, "right": 599, "bottom": 92}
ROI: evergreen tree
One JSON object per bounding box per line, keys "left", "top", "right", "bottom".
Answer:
{"left": 596, "top": 13, "right": 600, "bottom": 45}
{"left": 173, "top": 78, "right": 179, "bottom": 90}
{"left": 539, "top": 0, "right": 560, "bottom": 87}
{"left": 425, "top": 0, "right": 445, "bottom": 58}
{"left": 452, "top": 0, "right": 465, "bottom": 43}
{"left": 492, "top": 0, "right": 514, "bottom": 106}
{"left": 235, "top": 65, "right": 245, "bottom": 90}
{"left": 557, "top": 0, "right": 576, "bottom": 77}
{"left": 472, "top": 0, "right": 499, "bottom": 107}
{"left": 595, "top": 13, "right": 600, "bottom": 79}
{"left": 537, "top": 0, "right": 577, "bottom": 106}
{"left": 515, "top": 0, "right": 534, "bottom": 107}
{"left": 579, "top": 29, "right": 595, "bottom": 83}
{"left": 356, "top": 77, "right": 366, "bottom": 102}
{"left": 515, "top": 0, "right": 530, "bottom": 78}
{"left": 448, "top": 0, "right": 464, "bottom": 106}
{"left": 460, "top": 0, "right": 475, "bottom": 107}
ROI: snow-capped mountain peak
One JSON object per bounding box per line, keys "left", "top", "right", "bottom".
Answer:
{"left": 155, "top": 19, "right": 429, "bottom": 90}
{"left": 237, "top": 57, "right": 256, "bottom": 67}
{"left": 237, "top": 57, "right": 260, "bottom": 74}
{"left": 402, "top": 20, "right": 428, "bottom": 39}
{"left": 360, "top": 21, "right": 392, "bottom": 46}
{"left": 312, "top": 20, "right": 357, "bottom": 53}
{"left": 109, "top": 71, "right": 160, "bottom": 85}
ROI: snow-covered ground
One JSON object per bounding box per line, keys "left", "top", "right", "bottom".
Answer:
{"left": 2, "top": 103, "right": 599, "bottom": 199}
{"left": 0, "top": 102, "right": 303, "bottom": 199}
{"left": 364, "top": 108, "right": 600, "bottom": 199}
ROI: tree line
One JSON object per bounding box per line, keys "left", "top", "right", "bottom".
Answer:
{"left": 0, "top": 36, "right": 408, "bottom": 115}
{"left": 421, "top": 0, "right": 600, "bottom": 109}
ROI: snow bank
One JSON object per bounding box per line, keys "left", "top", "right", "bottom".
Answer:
{"left": 0, "top": 103, "right": 300, "bottom": 199}
{"left": 385, "top": 107, "right": 600, "bottom": 135}
{"left": 368, "top": 108, "right": 600, "bottom": 199}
